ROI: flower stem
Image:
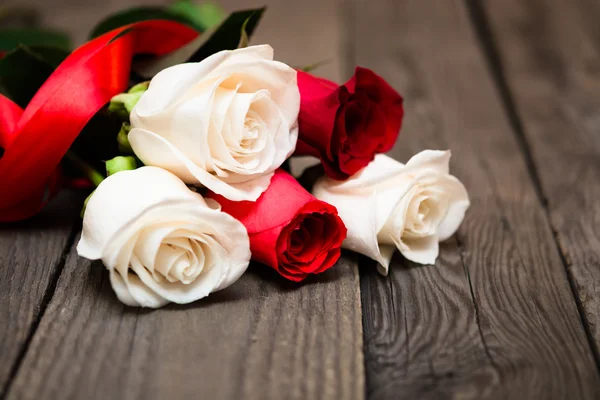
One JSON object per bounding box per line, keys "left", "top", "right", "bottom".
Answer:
{"left": 64, "top": 151, "right": 105, "bottom": 187}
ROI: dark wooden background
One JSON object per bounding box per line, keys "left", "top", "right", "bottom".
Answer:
{"left": 1, "top": 0, "right": 600, "bottom": 399}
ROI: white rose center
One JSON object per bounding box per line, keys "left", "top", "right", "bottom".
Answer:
{"left": 153, "top": 238, "right": 203, "bottom": 284}
{"left": 404, "top": 186, "right": 449, "bottom": 239}
{"left": 210, "top": 83, "right": 279, "bottom": 174}
{"left": 129, "top": 222, "right": 228, "bottom": 289}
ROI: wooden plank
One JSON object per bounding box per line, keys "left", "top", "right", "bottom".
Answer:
{"left": 479, "top": 0, "right": 600, "bottom": 362}
{"left": 6, "top": 1, "right": 364, "bottom": 399}
{"left": 351, "top": 0, "right": 600, "bottom": 398}
{"left": 7, "top": 240, "right": 362, "bottom": 400}
{"left": 0, "top": 191, "right": 81, "bottom": 396}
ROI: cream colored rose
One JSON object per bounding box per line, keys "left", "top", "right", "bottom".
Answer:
{"left": 313, "top": 151, "right": 469, "bottom": 275}
{"left": 77, "top": 167, "right": 251, "bottom": 308}
{"left": 129, "top": 45, "right": 300, "bottom": 201}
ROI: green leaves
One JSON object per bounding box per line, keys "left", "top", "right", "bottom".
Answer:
{"left": 0, "top": 11, "right": 71, "bottom": 107}
{"left": 90, "top": 1, "right": 228, "bottom": 38}
{"left": 90, "top": 7, "right": 199, "bottom": 38}
{"left": 0, "top": 46, "right": 69, "bottom": 107}
{"left": 237, "top": 14, "right": 251, "bottom": 48}
{"left": 135, "top": 7, "right": 265, "bottom": 78}
{"left": 187, "top": 8, "right": 264, "bottom": 62}
{"left": 0, "top": 28, "right": 71, "bottom": 52}
{"left": 64, "top": 151, "right": 105, "bottom": 187}
{"left": 106, "top": 156, "right": 138, "bottom": 176}
{"left": 168, "top": 1, "right": 225, "bottom": 32}
{"left": 0, "top": 4, "right": 266, "bottom": 106}
{"left": 117, "top": 123, "right": 133, "bottom": 153}
{"left": 108, "top": 82, "right": 149, "bottom": 120}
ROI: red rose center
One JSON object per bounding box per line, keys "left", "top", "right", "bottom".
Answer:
{"left": 275, "top": 203, "right": 347, "bottom": 281}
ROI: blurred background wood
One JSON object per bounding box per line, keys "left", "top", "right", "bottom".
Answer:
{"left": 1, "top": 0, "right": 600, "bottom": 399}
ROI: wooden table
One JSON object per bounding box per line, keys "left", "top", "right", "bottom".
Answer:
{"left": 2, "top": 0, "right": 600, "bottom": 398}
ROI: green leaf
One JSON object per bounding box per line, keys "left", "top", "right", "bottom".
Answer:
{"left": 187, "top": 8, "right": 264, "bottom": 62}
{"left": 0, "top": 46, "right": 55, "bottom": 107}
{"left": 117, "top": 122, "right": 133, "bottom": 153}
{"left": 64, "top": 151, "right": 105, "bottom": 187}
{"left": 128, "top": 81, "right": 149, "bottom": 93}
{"left": 0, "top": 44, "right": 70, "bottom": 107}
{"left": 106, "top": 156, "right": 138, "bottom": 176}
{"left": 237, "top": 15, "right": 250, "bottom": 48}
{"left": 135, "top": 7, "right": 265, "bottom": 78}
{"left": 68, "top": 112, "right": 123, "bottom": 176}
{"left": 89, "top": 6, "right": 200, "bottom": 38}
{"left": 26, "top": 46, "right": 69, "bottom": 67}
{"left": 168, "top": 1, "right": 225, "bottom": 31}
{"left": 0, "top": 28, "right": 71, "bottom": 52}
{"left": 108, "top": 82, "right": 149, "bottom": 120}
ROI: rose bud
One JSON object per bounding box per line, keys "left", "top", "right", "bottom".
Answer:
{"left": 208, "top": 169, "right": 347, "bottom": 282}
{"left": 294, "top": 67, "right": 404, "bottom": 180}
{"left": 129, "top": 45, "right": 300, "bottom": 202}
{"left": 313, "top": 151, "right": 470, "bottom": 275}
{"left": 108, "top": 82, "right": 149, "bottom": 120}
{"left": 77, "top": 167, "right": 251, "bottom": 308}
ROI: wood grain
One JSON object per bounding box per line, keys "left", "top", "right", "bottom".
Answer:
{"left": 0, "top": 191, "right": 81, "bottom": 395}
{"left": 7, "top": 240, "right": 363, "bottom": 400}
{"left": 351, "top": 0, "right": 600, "bottom": 398}
{"left": 4, "top": 1, "right": 364, "bottom": 399}
{"left": 479, "top": 0, "right": 600, "bottom": 361}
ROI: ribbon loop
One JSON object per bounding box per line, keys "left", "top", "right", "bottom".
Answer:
{"left": 0, "top": 20, "right": 197, "bottom": 222}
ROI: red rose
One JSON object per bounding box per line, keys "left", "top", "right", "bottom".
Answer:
{"left": 295, "top": 67, "right": 404, "bottom": 179}
{"left": 208, "top": 170, "right": 347, "bottom": 282}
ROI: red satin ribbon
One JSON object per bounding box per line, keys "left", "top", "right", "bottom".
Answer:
{"left": 0, "top": 20, "right": 197, "bottom": 222}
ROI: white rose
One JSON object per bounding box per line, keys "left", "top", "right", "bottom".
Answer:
{"left": 129, "top": 45, "right": 300, "bottom": 201}
{"left": 313, "top": 151, "right": 469, "bottom": 275}
{"left": 77, "top": 167, "right": 251, "bottom": 308}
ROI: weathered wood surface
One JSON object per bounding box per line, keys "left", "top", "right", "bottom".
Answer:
{"left": 480, "top": 0, "right": 600, "bottom": 359}
{"left": 2, "top": 0, "right": 600, "bottom": 399}
{"left": 0, "top": 191, "right": 82, "bottom": 398}
{"left": 7, "top": 239, "right": 362, "bottom": 400}
{"left": 1, "top": 1, "right": 364, "bottom": 400}
{"left": 352, "top": 0, "right": 600, "bottom": 398}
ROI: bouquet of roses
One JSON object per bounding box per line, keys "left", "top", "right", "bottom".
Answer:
{"left": 0, "top": 2, "right": 469, "bottom": 307}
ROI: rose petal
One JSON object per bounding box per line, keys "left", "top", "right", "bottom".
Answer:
{"left": 404, "top": 150, "right": 451, "bottom": 174}
{"left": 399, "top": 235, "right": 439, "bottom": 265}
{"left": 129, "top": 128, "right": 273, "bottom": 201}
{"left": 77, "top": 167, "right": 251, "bottom": 307}
{"left": 110, "top": 268, "right": 169, "bottom": 308}
{"left": 77, "top": 167, "right": 205, "bottom": 260}
{"left": 133, "top": 45, "right": 276, "bottom": 116}
{"left": 129, "top": 45, "right": 299, "bottom": 202}
{"left": 313, "top": 151, "right": 469, "bottom": 274}
{"left": 437, "top": 176, "right": 470, "bottom": 241}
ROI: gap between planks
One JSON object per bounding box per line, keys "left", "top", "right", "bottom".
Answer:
{"left": 464, "top": 0, "right": 600, "bottom": 373}
{"left": 352, "top": 0, "right": 600, "bottom": 398}
{"left": 2, "top": 1, "right": 365, "bottom": 400}
{"left": 0, "top": 225, "right": 80, "bottom": 400}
